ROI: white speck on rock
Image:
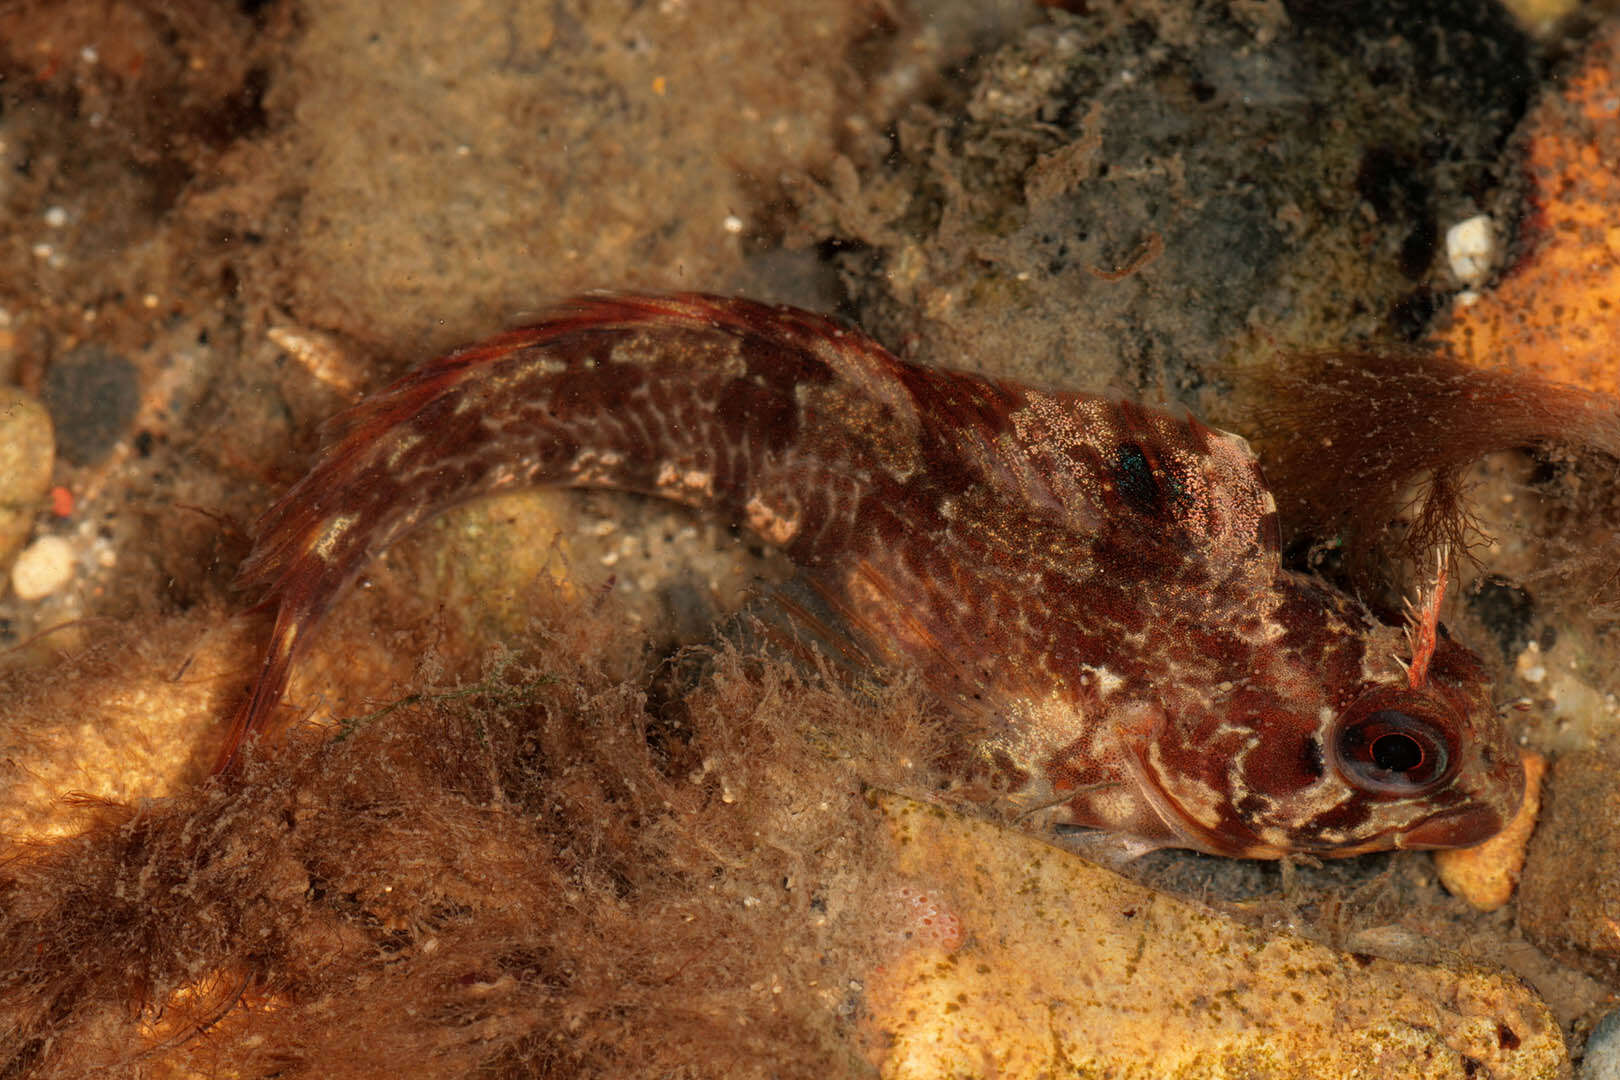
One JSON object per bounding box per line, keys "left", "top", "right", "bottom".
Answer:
{"left": 1446, "top": 214, "right": 1496, "bottom": 287}
{"left": 12, "top": 535, "right": 75, "bottom": 600}
{"left": 1515, "top": 641, "right": 1547, "bottom": 685}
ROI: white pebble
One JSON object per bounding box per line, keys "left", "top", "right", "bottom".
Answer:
{"left": 11, "top": 535, "right": 75, "bottom": 600}
{"left": 1515, "top": 642, "right": 1547, "bottom": 684}
{"left": 1446, "top": 214, "right": 1496, "bottom": 287}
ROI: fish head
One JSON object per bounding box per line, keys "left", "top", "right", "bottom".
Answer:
{"left": 1097, "top": 587, "right": 1526, "bottom": 860}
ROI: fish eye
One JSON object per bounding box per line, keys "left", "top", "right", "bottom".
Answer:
{"left": 1333, "top": 705, "right": 1456, "bottom": 794}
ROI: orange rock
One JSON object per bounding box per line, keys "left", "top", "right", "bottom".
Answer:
{"left": 1439, "top": 23, "right": 1620, "bottom": 395}
{"left": 1434, "top": 749, "right": 1547, "bottom": 913}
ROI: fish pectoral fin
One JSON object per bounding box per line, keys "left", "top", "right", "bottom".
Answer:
{"left": 1049, "top": 824, "right": 1171, "bottom": 869}
{"left": 737, "top": 572, "right": 885, "bottom": 684}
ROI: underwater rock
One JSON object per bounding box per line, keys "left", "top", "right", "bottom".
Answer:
{"left": 868, "top": 792, "right": 1567, "bottom": 1079}
{"left": 1519, "top": 751, "right": 1620, "bottom": 986}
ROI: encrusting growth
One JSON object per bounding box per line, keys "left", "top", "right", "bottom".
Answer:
{"left": 220, "top": 293, "right": 1525, "bottom": 860}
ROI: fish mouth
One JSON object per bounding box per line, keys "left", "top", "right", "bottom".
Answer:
{"left": 1395, "top": 803, "right": 1506, "bottom": 850}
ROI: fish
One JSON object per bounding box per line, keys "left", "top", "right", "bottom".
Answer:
{"left": 217, "top": 292, "right": 1525, "bottom": 859}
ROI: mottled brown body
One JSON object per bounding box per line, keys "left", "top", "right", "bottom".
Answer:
{"left": 223, "top": 293, "right": 1523, "bottom": 858}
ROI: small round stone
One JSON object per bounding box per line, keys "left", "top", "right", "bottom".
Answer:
{"left": 1434, "top": 749, "right": 1545, "bottom": 912}
{"left": 42, "top": 345, "right": 140, "bottom": 466}
{"left": 11, "top": 534, "right": 76, "bottom": 600}
{"left": 1582, "top": 1009, "right": 1620, "bottom": 1080}
{"left": 1445, "top": 214, "right": 1496, "bottom": 286}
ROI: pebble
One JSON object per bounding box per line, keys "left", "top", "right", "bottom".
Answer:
{"left": 0, "top": 387, "right": 56, "bottom": 569}
{"left": 11, "top": 534, "right": 76, "bottom": 600}
{"left": 1496, "top": 0, "right": 1580, "bottom": 33}
{"left": 1584, "top": 1009, "right": 1620, "bottom": 1080}
{"left": 41, "top": 344, "right": 140, "bottom": 466}
{"left": 1434, "top": 749, "right": 1545, "bottom": 912}
{"left": 1446, "top": 214, "right": 1496, "bottom": 287}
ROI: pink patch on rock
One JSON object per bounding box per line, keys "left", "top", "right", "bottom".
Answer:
{"left": 888, "top": 882, "right": 964, "bottom": 952}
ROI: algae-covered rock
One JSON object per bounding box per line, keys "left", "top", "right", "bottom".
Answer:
{"left": 0, "top": 387, "right": 53, "bottom": 574}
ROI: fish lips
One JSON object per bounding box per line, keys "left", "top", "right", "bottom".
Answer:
{"left": 1395, "top": 801, "right": 1509, "bottom": 850}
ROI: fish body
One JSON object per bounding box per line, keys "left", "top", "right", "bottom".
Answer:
{"left": 222, "top": 293, "right": 1524, "bottom": 858}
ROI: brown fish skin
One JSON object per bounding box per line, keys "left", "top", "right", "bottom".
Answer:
{"left": 219, "top": 293, "right": 1524, "bottom": 859}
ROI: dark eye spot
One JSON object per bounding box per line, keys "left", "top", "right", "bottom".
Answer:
{"left": 1110, "top": 441, "right": 1193, "bottom": 522}
{"left": 1114, "top": 442, "right": 1159, "bottom": 510}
